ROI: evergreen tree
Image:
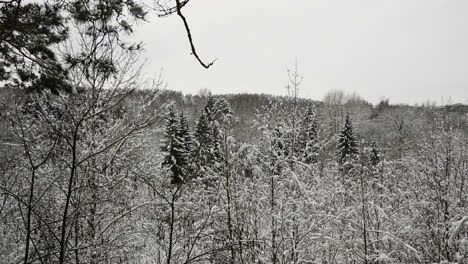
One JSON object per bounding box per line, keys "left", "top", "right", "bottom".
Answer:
{"left": 0, "top": 0, "right": 147, "bottom": 93}
{"left": 369, "top": 142, "right": 380, "bottom": 166}
{"left": 161, "top": 107, "right": 187, "bottom": 184}
{"left": 204, "top": 96, "right": 217, "bottom": 121}
{"left": 214, "top": 98, "right": 233, "bottom": 123}
{"left": 300, "top": 105, "right": 319, "bottom": 164}
{"left": 178, "top": 111, "right": 193, "bottom": 156}
{"left": 337, "top": 113, "right": 358, "bottom": 165}
{"left": 193, "top": 112, "right": 215, "bottom": 174}
{"left": 0, "top": 1, "right": 69, "bottom": 92}
{"left": 213, "top": 97, "right": 232, "bottom": 162}
{"left": 271, "top": 125, "right": 288, "bottom": 174}
{"left": 192, "top": 97, "right": 232, "bottom": 176}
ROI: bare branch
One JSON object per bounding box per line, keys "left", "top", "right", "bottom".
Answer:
{"left": 175, "top": 0, "right": 216, "bottom": 69}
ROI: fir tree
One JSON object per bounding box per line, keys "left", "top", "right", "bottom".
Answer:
{"left": 272, "top": 126, "right": 287, "bottom": 158}
{"left": 161, "top": 107, "right": 187, "bottom": 184}
{"left": 178, "top": 111, "right": 193, "bottom": 156}
{"left": 271, "top": 125, "right": 288, "bottom": 174}
{"left": 192, "top": 97, "right": 232, "bottom": 176}
{"left": 337, "top": 113, "right": 358, "bottom": 165}
{"left": 369, "top": 141, "right": 380, "bottom": 166}
{"left": 214, "top": 98, "right": 233, "bottom": 123}
{"left": 300, "top": 105, "right": 319, "bottom": 164}
{"left": 193, "top": 112, "right": 215, "bottom": 174}
{"left": 204, "top": 96, "right": 217, "bottom": 121}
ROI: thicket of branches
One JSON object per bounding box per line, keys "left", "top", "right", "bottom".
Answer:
{"left": 3, "top": 74, "right": 468, "bottom": 264}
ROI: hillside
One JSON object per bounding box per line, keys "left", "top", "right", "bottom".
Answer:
{"left": 1, "top": 87, "right": 468, "bottom": 263}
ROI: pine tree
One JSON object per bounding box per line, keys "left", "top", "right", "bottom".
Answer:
{"left": 0, "top": 1, "right": 69, "bottom": 92}
{"left": 337, "top": 113, "right": 358, "bottom": 165}
{"left": 161, "top": 107, "right": 186, "bottom": 184}
{"left": 0, "top": 0, "right": 147, "bottom": 93}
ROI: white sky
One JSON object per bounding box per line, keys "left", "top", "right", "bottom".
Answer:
{"left": 135, "top": 0, "right": 468, "bottom": 105}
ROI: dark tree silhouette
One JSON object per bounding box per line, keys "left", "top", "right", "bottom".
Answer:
{"left": 337, "top": 113, "right": 358, "bottom": 165}
{"left": 162, "top": 107, "right": 188, "bottom": 184}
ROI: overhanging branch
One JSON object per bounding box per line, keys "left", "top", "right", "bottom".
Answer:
{"left": 175, "top": 0, "right": 216, "bottom": 69}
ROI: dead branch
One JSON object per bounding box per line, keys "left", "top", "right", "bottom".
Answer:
{"left": 175, "top": 0, "right": 216, "bottom": 69}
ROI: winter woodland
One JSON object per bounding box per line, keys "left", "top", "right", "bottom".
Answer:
{"left": 1, "top": 0, "right": 468, "bottom": 264}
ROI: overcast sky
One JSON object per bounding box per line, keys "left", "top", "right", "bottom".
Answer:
{"left": 136, "top": 0, "right": 468, "bottom": 105}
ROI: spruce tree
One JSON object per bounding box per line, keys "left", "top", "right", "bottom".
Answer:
{"left": 212, "top": 98, "right": 232, "bottom": 162}
{"left": 161, "top": 107, "right": 186, "bottom": 184}
{"left": 193, "top": 112, "right": 214, "bottom": 174}
{"left": 214, "top": 98, "right": 233, "bottom": 123}
{"left": 178, "top": 112, "right": 193, "bottom": 157}
{"left": 192, "top": 97, "right": 232, "bottom": 176}
{"left": 300, "top": 105, "right": 319, "bottom": 164}
{"left": 271, "top": 125, "right": 288, "bottom": 174}
{"left": 369, "top": 142, "right": 380, "bottom": 166}
{"left": 337, "top": 114, "right": 358, "bottom": 165}
{"left": 204, "top": 96, "right": 217, "bottom": 121}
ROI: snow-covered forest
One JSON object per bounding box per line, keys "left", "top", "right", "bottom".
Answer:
{"left": 2, "top": 84, "right": 468, "bottom": 264}
{"left": 1, "top": 0, "right": 468, "bottom": 263}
